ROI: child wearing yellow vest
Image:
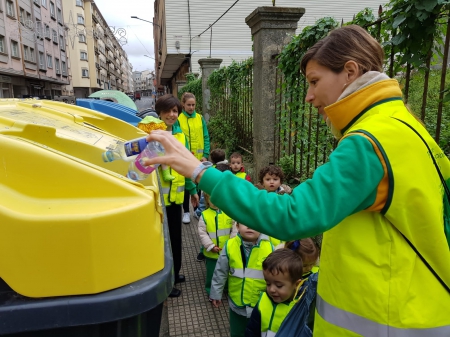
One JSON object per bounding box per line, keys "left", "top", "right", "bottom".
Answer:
{"left": 230, "top": 152, "right": 252, "bottom": 182}
{"left": 178, "top": 92, "right": 210, "bottom": 224}
{"left": 198, "top": 164, "right": 237, "bottom": 295}
{"left": 256, "top": 165, "right": 292, "bottom": 247}
{"left": 245, "top": 249, "right": 315, "bottom": 337}
{"left": 210, "top": 223, "right": 273, "bottom": 337}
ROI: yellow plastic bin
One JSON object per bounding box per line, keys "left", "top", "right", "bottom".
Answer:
{"left": 0, "top": 99, "right": 172, "bottom": 336}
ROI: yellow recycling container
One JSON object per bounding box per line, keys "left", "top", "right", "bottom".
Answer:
{"left": 0, "top": 99, "right": 165, "bottom": 298}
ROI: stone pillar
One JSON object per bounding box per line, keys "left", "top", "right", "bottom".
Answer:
{"left": 198, "top": 58, "right": 222, "bottom": 122}
{"left": 245, "top": 7, "right": 304, "bottom": 175}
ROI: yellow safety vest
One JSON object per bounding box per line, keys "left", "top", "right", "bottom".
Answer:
{"left": 235, "top": 171, "right": 248, "bottom": 180}
{"left": 227, "top": 235, "right": 273, "bottom": 308}
{"left": 315, "top": 80, "right": 450, "bottom": 336}
{"left": 202, "top": 208, "right": 233, "bottom": 260}
{"left": 178, "top": 112, "right": 205, "bottom": 160}
{"left": 258, "top": 292, "right": 296, "bottom": 336}
{"left": 159, "top": 132, "right": 186, "bottom": 206}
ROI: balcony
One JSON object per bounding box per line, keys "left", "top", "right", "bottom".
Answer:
{"left": 94, "top": 47, "right": 99, "bottom": 55}
{"left": 98, "top": 46, "right": 105, "bottom": 55}
{"left": 95, "top": 62, "right": 100, "bottom": 70}
{"left": 100, "top": 60, "right": 107, "bottom": 69}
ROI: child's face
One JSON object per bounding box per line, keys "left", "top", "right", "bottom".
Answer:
{"left": 262, "top": 173, "right": 281, "bottom": 192}
{"left": 159, "top": 106, "right": 179, "bottom": 127}
{"left": 263, "top": 270, "right": 301, "bottom": 303}
{"left": 184, "top": 98, "right": 196, "bottom": 114}
{"left": 302, "top": 256, "right": 317, "bottom": 274}
{"left": 230, "top": 157, "right": 243, "bottom": 173}
{"left": 237, "top": 224, "right": 259, "bottom": 243}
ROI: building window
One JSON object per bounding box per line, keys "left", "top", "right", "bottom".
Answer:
{"left": 79, "top": 34, "right": 86, "bottom": 43}
{"left": 11, "top": 40, "right": 19, "bottom": 58}
{"left": 57, "top": 8, "right": 62, "bottom": 23}
{"left": 50, "top": 2, "right": 55, "bottom": 18}
{"left": 59, "top": 35, "right": 64, "bottom": 50}
{"left": 30, "top": 48, "right": 35, "bottom": 62}
{"left": 46, "top": 54, "right": 52, "bottom": 68}
{"left": 82, "top": 69, "right": 89, "bottom": 77}
{"left": 36, "top": 20, "right": 42, "bottom": 38}
{"left": 61, "top": 61, "right": 66, "bottom": 75}
{"left": 80, "top": 51, "right": 87, "bottom": 60}
{"left": 0, "top": 36, "right": 5, "bottom": 54}
{"left": 19, "top": 8, "right": 24, "bottom": 24}
{"left": 55, "top": 58, "right": 60, "bottom": 74}
{"left": 6, "top": 1, "right": 15, "bottom": 17}
{"left": 45, "top": 24, "right": 50, "bottom": 39}
{"left": 76, "top": 0, "right": 83, "bottom": 7}
{"left": 39, "top": 52, "right": 44, "bottom": 68}
{"left": 26, "top": 11, "right": 31, "bottom": 25}
{"left": 41, "top": 0, "right": 47, "bottom": 8}
{"left": 77, "top": 14, "right": 84, "bottom": 25}
{"left": 33, "top": 0, "right": 39, "bottom": 5}
{"left": 23, "top": 45, "right": 29, "bottom": 60}
{"left": 52, "top": 29, "right": 58, "bottom": 43}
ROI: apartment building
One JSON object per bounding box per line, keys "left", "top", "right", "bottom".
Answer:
{"left": 62, "top": 0, "right": 132, "bottom": 98}
{"left": 153, "top": 0, "right": 382, "bottom": 95}
{"left": 0, "top": 0, "right": 70, "bottom": 98}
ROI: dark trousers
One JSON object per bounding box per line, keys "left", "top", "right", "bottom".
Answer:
{"left": 166, "top": 204, "right": 182, "bottom": 280}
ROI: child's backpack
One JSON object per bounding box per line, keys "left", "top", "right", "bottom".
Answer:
{"left": 275, "top": 272, "right": 318, "bottom": 337}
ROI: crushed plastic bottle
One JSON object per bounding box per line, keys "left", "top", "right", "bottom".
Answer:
{"left": 127, "top": 146, "right": 162, "bottom": 181}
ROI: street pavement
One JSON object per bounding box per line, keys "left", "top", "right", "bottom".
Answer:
{"left": 134, "top": 96, "right": 155, "bottom": 112}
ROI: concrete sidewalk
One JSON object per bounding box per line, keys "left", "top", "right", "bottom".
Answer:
{"left": 165, "top": 213, "right": 231, "bottom": 337}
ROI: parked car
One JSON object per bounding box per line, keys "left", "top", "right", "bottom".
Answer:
{"left": 134, "top": 92, "right": 141, "bottom": 100}
{"left": 127, "top": 94, "right": 135, "bottom": 101}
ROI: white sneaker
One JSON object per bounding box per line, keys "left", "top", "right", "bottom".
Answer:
{"left": 182, "top": 212, "right": 190, "bottom": 224}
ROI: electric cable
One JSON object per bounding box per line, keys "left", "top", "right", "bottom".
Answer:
{"left": 193, "top": 0, "right": 240, "bottom": 39}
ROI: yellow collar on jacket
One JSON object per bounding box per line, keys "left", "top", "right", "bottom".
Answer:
{"left": 324, "top": 79, "right": 403, "bottom": 133}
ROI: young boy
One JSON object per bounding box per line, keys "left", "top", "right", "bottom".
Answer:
{"left": 257, "top": 165, "right": 291, "bottom": 247}
{"left": 194, "top": 149, "right": 228, "bottom": 220}
{"left": 245, "top": 249, "right": 316, "bottom": 337}
{"left": 210, "top": 223, "right": 273, "bottom": 337}
{"left": 198, "top": 189, "right": 237, "bottom": 295}
{"left": 258, "top": 165, "right": 292, "bottom": 195}
{"left": 230, "top": 152, "right": 252, "bottom": 182}
{"left": 195, "top": 155, "right": 229, "bottom": 263}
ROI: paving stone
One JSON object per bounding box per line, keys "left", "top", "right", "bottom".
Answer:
{"left": 167, "top": 210, "right": 230, "bottom": 336}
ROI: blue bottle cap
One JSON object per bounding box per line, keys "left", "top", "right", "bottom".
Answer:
{"left": 102, "top": 151, "right": 114, "bottom": 162}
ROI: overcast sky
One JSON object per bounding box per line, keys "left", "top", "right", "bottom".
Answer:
{"left": 93, "top": 0, "right": 156, "bottom": 72}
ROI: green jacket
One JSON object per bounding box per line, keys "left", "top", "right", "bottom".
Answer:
{"left": 198, "top": 135, "right": 384, "bottom": 239}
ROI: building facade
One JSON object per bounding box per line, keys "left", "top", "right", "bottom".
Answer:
{"left": 0, "top": 0, "right": 70, "bottom": 98}
{"left": 153, "top": 0, "right": 383, "bottom": 95}
{"left": 62, "top": 0, "right": 131, "bottom": 98}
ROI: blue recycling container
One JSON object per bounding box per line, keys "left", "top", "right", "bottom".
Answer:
{"left": 76, "top": 99, "right": 142, "bottom": 126}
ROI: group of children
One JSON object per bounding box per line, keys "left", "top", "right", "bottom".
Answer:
{"left": 194, "top": 150, "right": 320, "bottom": 337}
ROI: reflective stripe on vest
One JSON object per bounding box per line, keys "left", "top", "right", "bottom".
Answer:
{"left": 259, "top": 292, "right": 295, "bottom": 337}
{"left": 226, "top": 235, "right": 273, "bottom": 308}
{"left": 317, "top": 294, "right": 450, "bottom": 337}
{"left": 178, "top": 113, "right": 205, "bottom": 160}
{"left": 229, "top": 268, "right": 264, "bottom": 280}
{"left": 315, "top": 83, "right": 450, "bottom": 336}
{"left": 202, "top": 208, "right": 233, "bottom": 259}
{"left": 262, "top": 331, "right": 276, "bottom": 337}
{"left": 160, "top": 132, "right": 188, "bottom": 206}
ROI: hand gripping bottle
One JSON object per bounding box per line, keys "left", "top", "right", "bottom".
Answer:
{"left": 102, "top": 137, "right": 161, "bottom": 163}
{"left": 127, "top": 142, "right": 165, "bottom": 181}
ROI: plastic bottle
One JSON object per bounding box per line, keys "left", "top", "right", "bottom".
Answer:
{"left": 102, "top": 137, "right": 164, "bottom": 163}
{"left": 127, "top": 147, "right": 161, "bottom": 181}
